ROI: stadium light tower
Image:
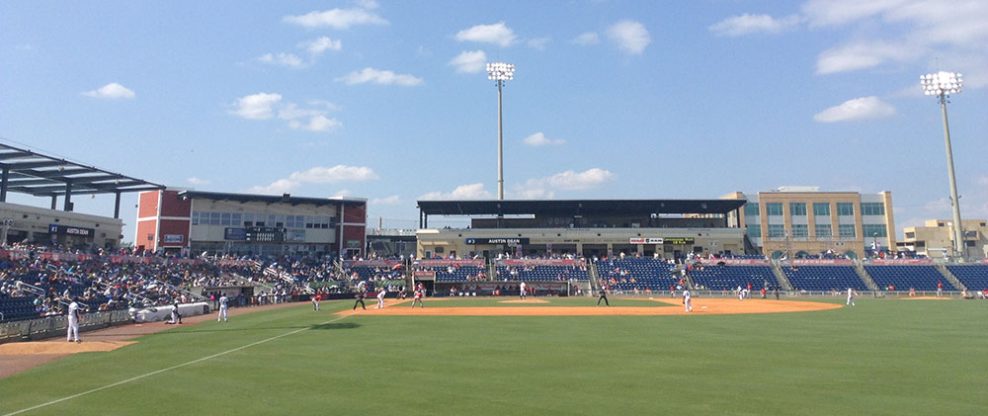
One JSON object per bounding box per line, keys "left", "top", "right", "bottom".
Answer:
{"left": 920, "top": 71, "right": 965, "bottom": 258}
{"left": 487, "top": 62, "right": 514, "bottom": 201}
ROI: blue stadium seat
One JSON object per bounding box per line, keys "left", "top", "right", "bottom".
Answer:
{"left": 864, "top": 265, "right": 952, "bottom": 291}
{"left": 947, "top": 265, "right": 988, "bottom": 290}
{"left": 784, "top": 266, "right": 867, "bottom": 291}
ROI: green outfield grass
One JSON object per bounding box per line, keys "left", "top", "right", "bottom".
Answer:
{"left": 1, "top": 298, "right": 986, "bottom": 416}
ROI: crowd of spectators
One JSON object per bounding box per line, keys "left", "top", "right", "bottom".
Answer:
{"left": 0, "top": 243, "right": 361, "bottom": 321}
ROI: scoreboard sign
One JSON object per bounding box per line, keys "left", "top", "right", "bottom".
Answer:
{"left": 663, "top": 237, "right": 695, "bottom": 245}
{"left": 629, "top": 237, "right": 664, "bottom": 244}
{"left": 246, "top": 227, "right": 284, "bottom": 242}
{"left": 48, "top": 224, "right": 94, "bottom": 237}
{"left": 465, "top": 237, "right": 529, "bottom": 245}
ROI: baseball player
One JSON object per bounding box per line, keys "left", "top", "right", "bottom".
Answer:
{"left": 682, "top": 288, "right": 692, "bottom": 313}
{"left": 217, "top": 293, "right": 229, "bottom": 322}
{"left": 312, "top": 293, "right": 321, "bottom": 311}
{"left": 519, "top": 281, "right": 527, "bottom": 300}
{"left": 846, "top": 287, "right": 855, "bottom": 306}
{"left": 376, "top": 287, "right": 387, "bottom": 309}
{"left": 168, "top": 301, "right": 182, "bottom": 324}
{"left": 66, "top": 297, "right": 82, "bottom": 343}
{"left": 410, "top": 285, "right": 424, "bottom": 308}
{"left": 596, "top": 286, "right": 610, "bottom": 306}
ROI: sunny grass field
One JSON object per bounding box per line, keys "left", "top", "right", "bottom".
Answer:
{"left": 1, "top": 297, "right": 986, "bottom": 416}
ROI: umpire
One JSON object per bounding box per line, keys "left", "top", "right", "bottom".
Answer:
{"left": 353, "top": 290, "right": 367, "bottom": 310}
{"left": 597, "top": 286, "right": 610, "bottom": 306}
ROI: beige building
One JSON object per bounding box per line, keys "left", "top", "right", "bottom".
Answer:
{"left": 725, "top": 187, "right": 896, "bottom": 259}
{"left": 899, "top": 219, "right": 987, "bottom": 259}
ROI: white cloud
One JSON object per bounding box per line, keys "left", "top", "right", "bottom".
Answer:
{"left": 801, "top": 0, "right": 907, "bottom": 27}
{"left": 527, "top": 37, "right": 550, "bottom": 50}
{"left": 545, "top": 168, "right": 616, "bottom": 190}
{"left": 258, "top": 52, "right": 305, "bottom": 68}
{"left": 289, "top": 165, "right": 378, "bottom": 183}
{"left": 448, "top": 50, "right": 487, "bottom": 73}
{"left": 337, "top": 67, "right": 423, "bottom": 86}
{"left": 572, "top": 32, "right": 600, "bottom": 46}
{"left": 186, "top": 177, "right": 210, "bottom": 186}
{"left": 813, "top": 96, "right": 896, "bottom": 123}
{"left": 249, "top": 179, "right": 298, "bottom": 195}
{"left": 250, "top": 165, "right": 378, "bottom": 195}
{"left": 231, "top": 92, "right": 282, "bottom": 120}
{"left": 522, "top": 132, "right": 565, "bottom": 147}
{"left": 370, "top": 195, "right": 401, "bottom": 205}
{"left": 82, "top": 82, "right": 136, "bottom": 100}
{"left": 331, "top": 189, "right": 352, "bottom": 198}
{"left": 455, "top": 22, "right": 516, "bottom": 47}
{"left": 283, "top": 7, "right": 387, "bottom": 29}
{"left": 606, "top": 20, "right": 651, "bottom": 55}
{"left": 288, "top": 114, "right": 341, "bottom": 132}
{"left": 302, "top": 36, "right": 342, "bottom": 56}
{"left": 816, "top": 41, "right": 919, "bottom": 74}
{"left": 232, "top": 93, "right": 341, "bottom": 133}
{"left": 709, "top": 14, "right": 801, "bottom": 36}
{"left": 513, "top": 168, "right": 616, "bottom": 199}
{"left": 420, "top": 183, "right": 492, "bottom": 200}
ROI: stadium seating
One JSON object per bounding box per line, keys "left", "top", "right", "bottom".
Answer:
{"left": 946, "top": 265, "right": 988, "bottom": 290}
{"left": 864, "top": 265, "right": 952, "bottom": 291}
{"left": 494, "top": 265, "right": 589, "bottom": 282}
{"left": 599, "top": 258, "right": 677, "bottom": 292}
{"left": 689, "top": 265, "right": 778, "bottom": 290}
{"left": 783, "top": 266, "right": 867, "bottom": 291}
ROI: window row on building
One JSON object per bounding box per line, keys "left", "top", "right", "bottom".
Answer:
{"left": 190, "top": 211, "right": 334, "bottom": 229}
{"left": 745, "top": 202, "right": 885, "bottom": 217}
{"left": 749, "top": 223, "right": 887, "bottom": 239}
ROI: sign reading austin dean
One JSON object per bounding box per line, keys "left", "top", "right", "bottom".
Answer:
{"left": 465, "top": 237, "right": 530, "bottom": 245}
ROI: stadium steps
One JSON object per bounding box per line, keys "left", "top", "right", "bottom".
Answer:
{"left": 853, "top": 262, "right": 880, "bottom": 291}
{"left": 769, "top": 263, "right": 794, "bottom": 290}
{"left": 936, "top": 264, "right": 967, "bottom": 291}
{"left": 588, "top": 261, "right": 602, "bottom": 294}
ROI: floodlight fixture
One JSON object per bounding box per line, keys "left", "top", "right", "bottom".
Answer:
{"left": 920, "top": 71, "right": 965, "bottom": 258}
{"left": 920, "top": 71, "right": 963, "bottom": 96}
{"left": 487, "top": 62, "right": 515, "bottom": 81}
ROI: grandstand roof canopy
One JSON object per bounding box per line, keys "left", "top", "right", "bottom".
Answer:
{"left": 416, "top": 199, "right": 746, "bottom": 217}
{"left": 0, "top": 142, "right": 164, "bottom": 197}
{"left": 179, "top": 190, "right": 366, "bottom": 207}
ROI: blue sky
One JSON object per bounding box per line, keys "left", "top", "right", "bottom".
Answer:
{"left": 2, "top": 0, "right": 986, "bottom": 241}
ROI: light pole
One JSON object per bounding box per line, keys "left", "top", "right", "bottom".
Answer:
{"left": 921, "top": 71, "right": 965, "bottom": 259}
{"left": 487, "top": 62, "right": 514, "bottom": 201}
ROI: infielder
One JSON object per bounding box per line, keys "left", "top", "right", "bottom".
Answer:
{"left": 846, "top": 287, "right": 855, "bottom": 306}
{"left": 217, "top": 293, "right": 229, "bottom": 322}
{"left": 376, "top": 287, "right": 387, "bottom": 309}
{"left": 410, "top": 286, "right": 424, "bottom": 308}
{"left": 67, "top": 297, "right": 82, "bottom": 343}
{"left": 519, "top": 281, "right": 527, "bottom": 300}
{"left": 312, "top": 293, "right": 321, "bottom": 311}
{"left": 682, "top": 288, "right": 692, "bottom": 313}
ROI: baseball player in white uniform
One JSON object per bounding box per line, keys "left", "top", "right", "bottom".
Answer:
{"left": 67, "top": 297, "right": 82, "bottom": 342}
{"left": 519, "top": 282, "right": 527, "bottom": 300}
{"left": 376, "top": 287, "right": 387, "bottom": 309}
{"left": 217, "top": 294, "right": 229, "bottom": 322}
{"left": 682, "top": 289, "right": 693, "bottom": 313}
{"left": 846, "top": 287, "right": 855, "bottom": 306}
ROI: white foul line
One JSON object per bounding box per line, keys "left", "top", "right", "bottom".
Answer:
{"left": 3, "top": 314, "right": 351, "bottom": 416}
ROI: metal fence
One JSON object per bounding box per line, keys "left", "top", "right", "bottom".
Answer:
{"left": 0, "top": 309, "right": 134, "bottom": 344}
